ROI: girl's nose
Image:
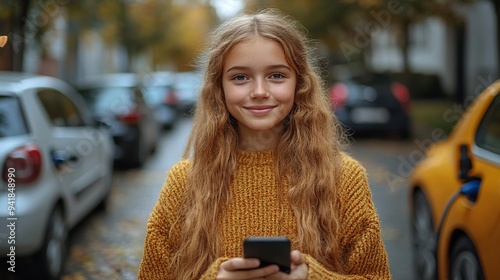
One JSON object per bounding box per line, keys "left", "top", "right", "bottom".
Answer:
{"left": 250, "top": 79, "right": 270, "bottom": 99}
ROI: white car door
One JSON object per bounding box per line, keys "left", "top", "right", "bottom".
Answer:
{"left": 35, "top": 87, "right": 112, "bottom": 225}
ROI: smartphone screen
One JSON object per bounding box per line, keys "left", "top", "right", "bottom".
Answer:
{"left": 243, "top": 236, "right": 291, "bottom": 274}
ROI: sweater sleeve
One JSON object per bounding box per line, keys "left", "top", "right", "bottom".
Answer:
{"left": 138, "top": 160, "right": 190, "bottom": 280}
{"left": 304, "top": 155, "right": 391, "bottom": 279}
{"left": 199, "top": 257, "right": 230, "bottom": 279}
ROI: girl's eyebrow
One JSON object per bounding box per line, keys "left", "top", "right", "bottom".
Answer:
{"left": 225, "top": 64, "right": 292, "bottom": 73}
{"left": 225, "top": 66, "right": 249, "bottom": 73}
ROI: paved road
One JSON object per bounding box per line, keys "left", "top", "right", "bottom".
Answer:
{"left": 347, "top": 138, "right": 417, "bottom": 280}
{"left": 60, "top": 116, "right": 421, "bottom": 280}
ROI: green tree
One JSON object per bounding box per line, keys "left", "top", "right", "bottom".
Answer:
{"left": 245, "top": 0, "right": 477, "bottom": 71}
{"left": 245, "top": 1, "right": 354, "bottom": 51}
{"left": 160, "top": 2, "right": 219, "bottom": 70}
{"left": 0, "top": 0, "right": 218, "bottom": 75}
{"left": 0, "top": 0, "right": 103, "bottom": 75}
{"left": 341, "top": 0, "right": 475, "bottom": 73}
{"left": 0, "top": 0, "right": 34, "bottom": 71}
{"left": 144, "top": 0, "right": 219, "bottom": 70}
{"left": 62, "top": 1, "right": 104, "bottom": 81}
{"left": 86, "top": 0, "right": 218, "bottom": 72}
{"left": 97, "top": 0, "right": 176, "bottom": 72}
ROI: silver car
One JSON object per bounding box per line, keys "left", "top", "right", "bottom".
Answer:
{"left": 0, "top": 72, "right": 114, "bottom": 279}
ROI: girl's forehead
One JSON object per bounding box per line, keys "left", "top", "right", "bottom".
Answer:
{"left": 223, "top": 36, "right": 290, "bottom": 69}
{"left": 226, "top": 36, "right": 285, "bottom": 58}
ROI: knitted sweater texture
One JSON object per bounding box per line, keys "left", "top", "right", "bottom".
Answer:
{"left": 138, "top": 150, "right": 391, "bottom": 279}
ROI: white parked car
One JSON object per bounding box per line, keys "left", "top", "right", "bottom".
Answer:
{"left": 0, "top": 72, "right": 114, "bottom": 279}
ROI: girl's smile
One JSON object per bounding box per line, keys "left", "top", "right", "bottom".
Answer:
{"left": 243, "top": 105, "right": 277, "bottom": 116}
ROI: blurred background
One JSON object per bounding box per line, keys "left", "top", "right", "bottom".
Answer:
{"left": 1, "top": 0, "right": 499, "bottom": 279}
{"left": 1, "top": 0, "right": 499, "bottom": 103}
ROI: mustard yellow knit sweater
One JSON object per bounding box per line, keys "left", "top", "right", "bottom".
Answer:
{"left": 138, "top": 150, "right": 391, "bottom": 279}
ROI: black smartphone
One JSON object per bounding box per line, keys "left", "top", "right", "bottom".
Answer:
{"left": 243, "top": 236, "right": 291, "bottom": 274}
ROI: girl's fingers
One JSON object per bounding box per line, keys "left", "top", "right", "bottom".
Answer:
{"left": 220, "top": 258, "right": 260, "bottom": 271}
{"left": 218, "top": 258, "right": 280, "bottom": 280}
{"left": 290, "top": 250, "right": 305, "bottom": 265}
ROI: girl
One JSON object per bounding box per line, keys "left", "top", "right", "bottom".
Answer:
{"left": 139, "top": 9, "right": 391, "bottom": 280}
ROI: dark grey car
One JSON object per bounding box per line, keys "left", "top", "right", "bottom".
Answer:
{"left": 329, "top": 72, "right": 412, "bottom": 138}
{"left": 76, "top": 73, "right": 160, "bottom": 168}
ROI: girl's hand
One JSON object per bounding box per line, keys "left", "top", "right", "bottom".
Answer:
{"left": 217, "top": 257, "right": 280, "bottom": 280}
{"left": 265, "top": 250, "right": 308, "bottom": 280}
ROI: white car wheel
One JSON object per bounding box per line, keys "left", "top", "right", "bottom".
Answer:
{"left": 40, "top": 206, "right": 67, "bottom": 280}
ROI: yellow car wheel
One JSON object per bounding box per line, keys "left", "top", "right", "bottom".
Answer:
{"left": 450, "top": 235, "right": 484, "bottom": 280}
{"left": 412, "top": 190, "right": 437, "bottom": 280}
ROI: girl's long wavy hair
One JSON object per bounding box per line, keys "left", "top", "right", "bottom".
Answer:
{"left": 169, "top": 9, "right": 346, "bottom": 279}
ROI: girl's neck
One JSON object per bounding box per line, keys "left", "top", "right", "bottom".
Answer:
{"left": 237, "top": 125, "right": 281, "bottom": 152}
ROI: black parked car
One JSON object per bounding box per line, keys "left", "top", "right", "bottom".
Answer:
{"left": 76, "top": 73, "right": 160, "bottom": 168}
{"left": 329, "top": 72, "right": 411, "bottom": 138}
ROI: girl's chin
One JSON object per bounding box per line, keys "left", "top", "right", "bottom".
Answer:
{"left": 244, "top": 124, "right": 282, "bottom": 133}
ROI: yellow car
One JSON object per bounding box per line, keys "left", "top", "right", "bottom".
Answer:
{"left": 409, "top": 80, "right": 500, "bottom": 280}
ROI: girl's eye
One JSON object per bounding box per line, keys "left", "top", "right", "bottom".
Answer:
{"left": 270, "top": 73, "right": 285, "bottom": 79}
{"left": 232, "top": 74, "right": 247, "bottom": 81}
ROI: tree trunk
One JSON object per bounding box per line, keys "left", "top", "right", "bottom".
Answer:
{"left": 11, "top": 0, "right": 31, "bottom": 71}
{"left": 62, "top": 20, "right": 79, "bottom": 83}
{"left": 455, "top": 22, "right": 466, "bottom": 105}
{"left": 401, "top": 19, "right": 411, "bottom": 74}
{"left": 119, "top": 0, "right": 132, "bottom": 72}
{"left": 0, "top": 18, "right": 13, "bottom": 70}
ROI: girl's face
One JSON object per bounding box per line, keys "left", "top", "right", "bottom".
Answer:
{"left": 222, "top": 36, "right": 296, "bottom": 146}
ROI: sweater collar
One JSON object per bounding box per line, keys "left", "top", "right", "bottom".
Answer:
{"left": 237, "top": 149, "right": 275, "bottom": 165}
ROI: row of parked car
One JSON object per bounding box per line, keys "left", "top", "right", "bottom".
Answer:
{"left": 76, "top": 71, "right": 201, "bottom": 168}
{"left": 0, "top": 70, "right": 200, "bottom": 279}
